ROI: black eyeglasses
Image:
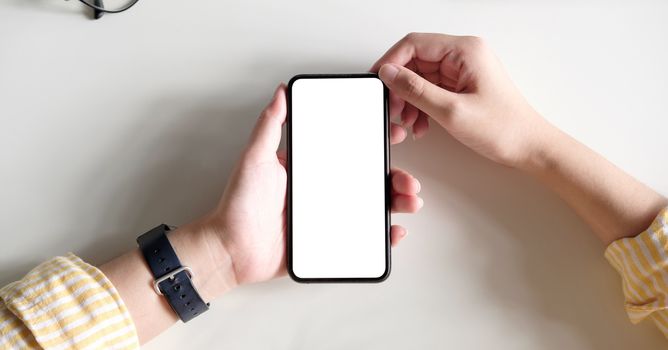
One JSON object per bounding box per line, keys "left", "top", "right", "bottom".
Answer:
{"left": 74, "top": 0, "right": 140, "bottom": 19}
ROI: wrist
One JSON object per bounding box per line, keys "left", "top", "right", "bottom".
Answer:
{"left": 168, "top": 217, "right": 238, "bottom": 302}
{"left": 516, "top": 116, "right": 570, "bottom": 175}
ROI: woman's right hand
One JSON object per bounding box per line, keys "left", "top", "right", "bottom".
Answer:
{"left": 372, "top": 33, "right": 555, "bottom": 170}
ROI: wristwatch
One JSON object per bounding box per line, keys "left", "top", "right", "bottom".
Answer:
{"left": 136, "top": 224, "right": 209, "bottom": 322}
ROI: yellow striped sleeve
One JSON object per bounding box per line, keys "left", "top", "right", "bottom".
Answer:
{"left": 605, "top": 207, "right": 668, "bottom": 337}
{"left": 0, "top": 253, "right": 139, "bottom": 349}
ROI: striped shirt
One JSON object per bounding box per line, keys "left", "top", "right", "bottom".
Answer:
{"left": 2, "top": 209, "right": 668, "bottom": 348}
{"left": 0, "top": 253, "right": 139, "bottom": 349}
{"left": 606, "top": 207, "right": 668, "bottom": 337}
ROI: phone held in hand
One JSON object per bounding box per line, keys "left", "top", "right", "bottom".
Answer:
{"left": 287, "top": 73, "right": 391, "bottom": 283}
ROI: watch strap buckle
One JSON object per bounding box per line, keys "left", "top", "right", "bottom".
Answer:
{"left": 153, "top": 266, "right": 193, "bottom": 296}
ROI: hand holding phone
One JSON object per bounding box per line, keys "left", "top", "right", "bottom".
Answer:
{"left": 182, "top": 83, "right": 422, "bottom": 292}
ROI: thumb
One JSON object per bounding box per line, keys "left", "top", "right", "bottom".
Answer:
{"left": 245, "top": 84, "right": 287, "bottom": 161}
{"left": 378, "top": 63, "right": 456, "bottom": 120}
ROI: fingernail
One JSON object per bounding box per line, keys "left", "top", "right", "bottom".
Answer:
{"left": 379, "top": 64, "right": 400, "bottom": 83}
{"left": 417, "top": 197, "right": 424, "bottom": 209}
{"left": 415, "top": 178, "right": 421, "bottom": 193}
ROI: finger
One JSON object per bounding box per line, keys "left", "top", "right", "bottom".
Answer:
{"left": 390, "top": 225, "right": 407, "bottom": 247}
{"left": 423, "top": 71, "right": 441, "bottom": 85}
{"left": 277, "top": 149, "right": 287, "bottom": 167}
{"left": 379, "top": 63, "right": 457, "bottom": 120}
{"left": 440, "top": 52, "right": 462, "bottom": 82}
{"left": 391, "top": 168, "right": 421, "bottom": 195}
{"left": 415, "top": 58, "right": 440, "bottom": 74}
{"left": 388, "top": 91, "right": 405, "bottom": 120}
{"left": 246, "top": 84, "right": 287, "bottom": 161}
{"left": 401, "top": 103, "right": 419, "bottom": 128}
{"left": 371, "top": 33, "right": 461, "bottom": 71}
{"left": 277, "top": 149, "right": 287, "bottom": 161}
{"left": 440, "top": 74, "right": 460, "bottom": 92}
{"left": 390, "top": 123, "right": 407, "bottom": 145}
{"left": 413, "top": 112, "right": 430, "bottom": 139}
{"left": 406, "top": 58, "right": 418, "bottom": 72}
{"left": 392, "top": 194, "right": 424, "bottom": 213}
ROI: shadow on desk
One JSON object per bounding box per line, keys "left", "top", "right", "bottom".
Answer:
{"left": 393, "top": 127, "right": 665, "bottom": 349}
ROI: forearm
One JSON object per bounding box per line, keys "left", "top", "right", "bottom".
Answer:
{"left": 99, "top": 216, "right": 237, "bottom": 344}
{"left": 524, "top": 121, "right": 667, "bottom": 245}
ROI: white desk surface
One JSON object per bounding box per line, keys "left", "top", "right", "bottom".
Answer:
{"left": 2, "top": 1, "right": 668, "bottom": 349}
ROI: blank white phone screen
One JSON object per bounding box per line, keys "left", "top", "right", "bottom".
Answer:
{"left": 290, "top": 77, "right": 388, "bottom": 279}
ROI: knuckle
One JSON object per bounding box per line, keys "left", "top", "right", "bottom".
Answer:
{"left": 261, "top": 105, "right": 279, "bottom": 122}
{"left": 444, "top": 97, "right": 463, "bottom": 114}
{"left": 464, "top": 36, "right": 487, "bottom": 51}
{"left": 403, "top": 73, "right": 425, "bottom": 100}
{"left": 404, "top": 32, "right": 422, "bottom": 42}
{"left": 258, "top": 110, "right": 271, "bottom": 123}
{"left": 434, "top": 97, "right": 464, "bottom": 126}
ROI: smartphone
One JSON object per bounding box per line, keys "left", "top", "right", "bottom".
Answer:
{"left": 287, "top": 73, "right": 390, "bottom": 283}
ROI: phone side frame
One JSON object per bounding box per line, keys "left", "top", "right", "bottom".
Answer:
{"left": 286, "top": 73, "right": 391, "bottom": 283}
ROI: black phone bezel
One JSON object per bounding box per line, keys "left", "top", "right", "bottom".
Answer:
{"left": 286, "top": 73, "right": 391, "bottom": 283}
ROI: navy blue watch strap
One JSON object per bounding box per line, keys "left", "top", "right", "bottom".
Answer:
{"left": 137, "top": 224, "right": 209, "bottom": 322}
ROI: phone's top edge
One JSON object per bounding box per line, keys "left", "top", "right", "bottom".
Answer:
{"left": 288, "top": 73, "right": 380, "bottom": 86}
